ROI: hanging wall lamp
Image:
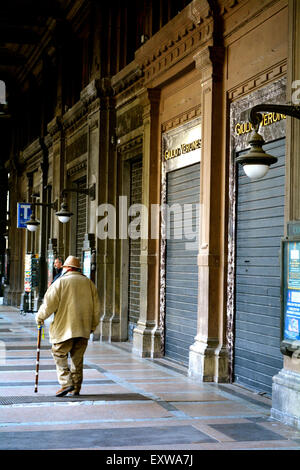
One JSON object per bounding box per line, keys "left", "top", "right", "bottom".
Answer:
{"left": 25, "top": 183, "right": 96, "bottom": 230}
{"left": 26, "top": 200, "right": 58, "bottom": 232}
{"left": 55, "top": 198, "right": 73, "bottom": 224}
{"left": 55, "top": 183, "right": 96, "bottom": 224}
{"left": 236, "top": 130, "right": 277, "bottom": 180}
{"left": 236, "top": 104, "right": 300, "bottom": 180}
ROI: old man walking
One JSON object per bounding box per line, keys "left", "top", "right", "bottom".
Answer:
{"left": 35, "top": 255, "right": 101, "bottom": 397}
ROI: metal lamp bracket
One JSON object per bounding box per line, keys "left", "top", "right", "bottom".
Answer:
{"left": 61, "top": 183, "right": 96, "bottom": 201}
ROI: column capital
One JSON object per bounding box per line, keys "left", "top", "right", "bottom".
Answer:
{"left": 138, "top": 87, "right": 161, "bottom": 109}
{"left": 47, "top": 115, "right": 63, "bottom": 138}
{"left": 194, "top": 46, "right": 225, "bottom": 83}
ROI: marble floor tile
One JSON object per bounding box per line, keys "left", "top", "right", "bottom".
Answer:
{"left": 154, "top": 392, "right": 229, "bottom": 402}
{"left": 173, "top": 401, "right": 263, "bottom": 417}
{"left": 0, "top": 424, "right": 217, "bottom": 450}
{"left": 1, "top": 306, "right": 300, "bottom": 451}
{"left": 208, "top": 422, "right": 288, "bottom": 442}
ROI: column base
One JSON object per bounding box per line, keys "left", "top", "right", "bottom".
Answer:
{"left": 271, "top": 368, "right": 300, "bottom": 430}
{"left": 188, "top": 336, "right": 229, "bottom": 382}
{"left": 92, "top": 324, "right": 100, "bottom": 342}
{"left": 98, "top": 316, "right": 125, "bottom": 342}
{"left": 5, "top": 290, "right": 23, "bottom": 307}
{"left": 132, "top": 320, "right": 162, "bottom": 358}
{"left": 99, "top": 316, "right": 112, "bottom": 342}
{"left": 111, "top": 316, "right": 127, "bottom": 342}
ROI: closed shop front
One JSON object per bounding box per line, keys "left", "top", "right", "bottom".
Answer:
{"left": 227, "top": 77, "right": 288, "bottom": 396}
{"left": 75, "top": 176, "right": 87, "bottom": 261}
{"left": 234, "top": 139, "right": 285, "bottom": 395}
{"left": 165, "top": 162, "right": 200, "bottom": 365}
{"left": 161, "top": 119, "right": 201, "bottom": 366}
{"left": 128, "top": 157, "right": 143, "bottom": 340}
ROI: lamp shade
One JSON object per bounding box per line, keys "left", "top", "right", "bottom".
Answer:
{"left": 26, "top": 215, "right": 40, "bottom": 232}
{"left": 56, "top": 201, "right": 73, "bottom": 224}
{"left": 57, "top": 215, "right": 71, "bottom": 224}
{"left": 236, "top": 131, "right": 277, "bottom": 180}
{"left": 243, "top": 164, "right": 269, "bottom": 180}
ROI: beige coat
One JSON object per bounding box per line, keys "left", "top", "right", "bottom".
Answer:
{"left": 36, "top": 271, "right": 101, "bottom": 344}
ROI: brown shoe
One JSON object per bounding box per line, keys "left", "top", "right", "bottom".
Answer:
{"left": 56, "top": 385, "right": 74, "bottom": 397}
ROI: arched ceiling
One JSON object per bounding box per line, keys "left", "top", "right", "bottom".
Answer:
{"left": 0, "top": 0, "right": 81, "bottom": 97}
{"left": 0, "top": 0, "right": 87, "bottom": 169}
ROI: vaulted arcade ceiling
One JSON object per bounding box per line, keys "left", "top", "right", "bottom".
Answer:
{"left": 0, "top": 0, "right": 90, "bottom": 168}
{"left": 0, "top": 0, "right": 88, "bottom": 94}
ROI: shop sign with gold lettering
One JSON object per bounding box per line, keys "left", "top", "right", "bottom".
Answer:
{"left": 235, "top": 112, "right": 286, "bottom": 136}
{"left": 164, "top": 139, "right": 201, "bottom": 161}
{"left": 162, "top": 119, "right": 201, "bottom": 170}
{"left": 230, "top": 77, "right": 287, "bottom": 152}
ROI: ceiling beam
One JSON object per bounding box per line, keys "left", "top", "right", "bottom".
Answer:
{"left": 0, "top": 16, "right": 45, "bottom": 27}
{"left": 0, "top": 51, "right": 26, "bottom": 66}
{"left": 0, "top": 2, "right": 64, "bottom": 20}
{"left": 0, "top": 28, "right": 40, "bottom": 45}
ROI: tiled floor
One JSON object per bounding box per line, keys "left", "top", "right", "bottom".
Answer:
{"left": 1, "top": 305, "right": 300, "bottom": 451}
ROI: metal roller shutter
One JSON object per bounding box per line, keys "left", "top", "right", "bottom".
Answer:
{"left": 165, "top": 162, "right": 200, "bottom": 365}
{"left": 76, "top": 176, "right": 87, "bottom": 261}
{"left": 128, "top": 158, "right": 143, "bottom": 340}
{"left": 234, "top": 139, "right": 285, "bottom": 396}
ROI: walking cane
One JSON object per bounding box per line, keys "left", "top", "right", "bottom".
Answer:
{"left": 34, "top": 325, "right": 42, "bottom": 393}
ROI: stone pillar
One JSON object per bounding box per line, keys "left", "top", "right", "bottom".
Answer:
{"left": 37, "top": 138, "right": 49, "bottom": 304}
{"left": 47, "top": 117, "right": 65, "bottom": 258}
{"left": 188, "top": 46, "right": 228, "bottom": 382}
{"left": 132, "top": 88, "right": 162, "bottom": 358}
{"left": 95, "top": 79, "right": 118, "bottom": 342}
{"left": 5, "top": 165, "right": 24, "bottom": 307}
{"left": 271, "top": 0, "right": 300, "bottom": 429}
{"left": 81, "top": 80, "right": 102, "bottom": 341}
{"left": 47, "top": 38, "right": 65, "bottom": 259}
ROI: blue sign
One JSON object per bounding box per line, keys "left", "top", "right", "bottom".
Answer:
{"left": 284, "top": 289, "right": 300, "bottom": 341}
{"left": 284, "top": 242, "right": 300, "bottom": 341}
{"left": 17, "top": 203, "right": 32, "bottom": 228}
